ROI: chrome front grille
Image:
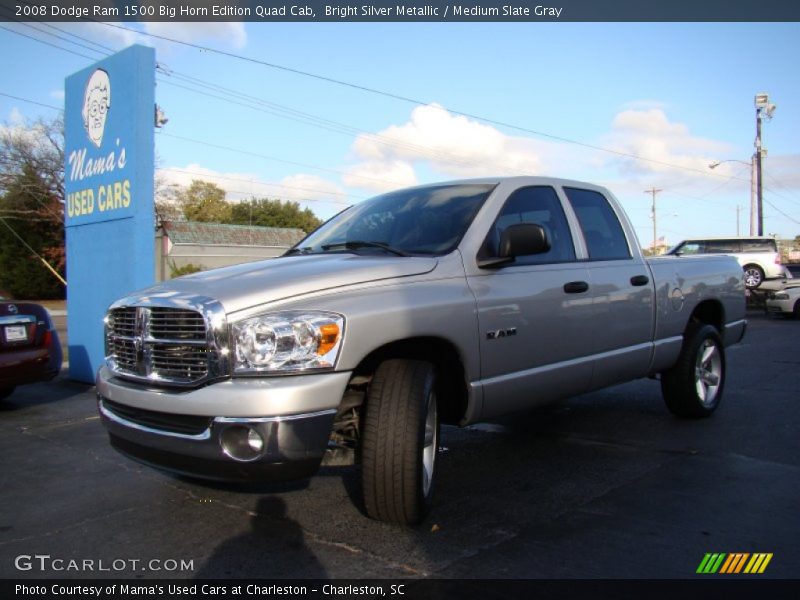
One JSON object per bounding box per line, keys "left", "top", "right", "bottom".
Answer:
{"left": 151, "top": 343, "right": 208, "bottom": 380}
{"left": 110, "top": 307, "right": 137, "bottom": 337}
{"left": 106, "top": 304, "right": 228, "bottom": 386}
{"left": 149, "top": 309, "right": 206, "bottom": 341}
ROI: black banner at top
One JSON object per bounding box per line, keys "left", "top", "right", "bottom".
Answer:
{"left": 2, "top": 0, "right": 800, "bottom": 22}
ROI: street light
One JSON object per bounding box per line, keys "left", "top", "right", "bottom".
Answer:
{"left": 709, "top": 158, "right": 756, "bottom": 236}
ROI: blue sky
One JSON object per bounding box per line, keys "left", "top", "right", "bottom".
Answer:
{"left": 2, "top": 20, "right": 799, "bottom": 247}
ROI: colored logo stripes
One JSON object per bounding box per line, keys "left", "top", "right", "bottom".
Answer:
{"left": 696, "top": 553, "right": 773, "bottom": 574}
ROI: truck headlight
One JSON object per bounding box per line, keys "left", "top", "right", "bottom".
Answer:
{"left": 773, "top": 292, "right": 790, "bottom": 300}
{"left": 232, "top": 311, "right": 344, "bottom": 374}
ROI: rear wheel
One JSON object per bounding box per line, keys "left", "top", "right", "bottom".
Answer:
{"left": 743, "top": 264, "right": 765, "bottom": 289}
{"left": 661, "top": 324, "right": 725, "bottom": 418}
{"left": 361, "top": 359, "right": 439, "bottom": 525}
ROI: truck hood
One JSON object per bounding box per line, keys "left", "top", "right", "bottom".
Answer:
{"left": 119, "top": 254, "right": 438, "bottom": 315}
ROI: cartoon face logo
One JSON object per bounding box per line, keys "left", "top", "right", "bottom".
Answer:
{"left": 82, "top": 69, "right": 110, "bottom": 148}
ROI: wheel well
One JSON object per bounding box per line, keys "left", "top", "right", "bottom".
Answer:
{"left": 352, "top": 337, "right": 469, "bottom": 426}
{"left": 743, "top": 263, "right": 763, "bottom": 271}
{"left": 689, "top": 300, "right": 724, "bottom": 333}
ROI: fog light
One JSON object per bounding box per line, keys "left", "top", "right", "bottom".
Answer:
{"left": 220, "top": 425, "right": 266, "bottom": 462}
{"left": 247, "top": 428, "right": 264, "bottom": 452}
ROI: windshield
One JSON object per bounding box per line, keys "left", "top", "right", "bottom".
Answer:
{"left": 290, "top": 183, "right": 496, "bottom": 256}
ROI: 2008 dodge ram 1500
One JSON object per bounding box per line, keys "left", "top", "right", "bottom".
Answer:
{"left": 97, "top": 177, "right": 746, "bottom": 524}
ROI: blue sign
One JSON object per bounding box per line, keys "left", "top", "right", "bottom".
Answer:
{"left": 64, "top": 45, "right": 155, "bottom": 382}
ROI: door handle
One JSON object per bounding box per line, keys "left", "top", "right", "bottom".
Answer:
{"left": 563, "top": 281, "right": 589, "bottom": 294}
{"left": 630, "top": 275, "right": 650, "bottom": 286}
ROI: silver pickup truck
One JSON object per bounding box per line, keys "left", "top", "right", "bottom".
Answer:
{"left": 97, "top": 177, "right": 746, "bottom": 524}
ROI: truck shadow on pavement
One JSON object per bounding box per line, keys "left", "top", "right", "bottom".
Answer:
{"left": 194, "top": 496, "right": 328, "bottom": 579}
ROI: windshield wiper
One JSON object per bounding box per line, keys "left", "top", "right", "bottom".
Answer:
{"left": 320, "top": 241, "right": 410, "bottom": 257}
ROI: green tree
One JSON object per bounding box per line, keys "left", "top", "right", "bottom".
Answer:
{"left": 229, "top": 197, "right": 322, "bottom": 233}
{"left": 176, "top": 180, "right": 232, "bottom": 223}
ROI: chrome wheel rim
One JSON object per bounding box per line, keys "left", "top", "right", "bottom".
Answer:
{"left": 695, "top": 339, "right": 722, "bottom": 406}
{"left": 744, "top": 268, "right": 762, "bottom": 288}
{"left": 422, "top": 391, "right": 438, "bottom": 497}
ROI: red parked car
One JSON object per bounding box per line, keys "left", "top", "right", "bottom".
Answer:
{"left": 0, "top": 301, "right": 62, "bottom": 399}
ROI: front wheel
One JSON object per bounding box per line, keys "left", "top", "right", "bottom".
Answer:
{"left": 661, "top": 324, "right": 726, "bottom": 418}
{"left": 361, "top": 359, "right": 439, "bottom": 525}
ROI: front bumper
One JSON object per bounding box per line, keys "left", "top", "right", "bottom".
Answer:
{"left": 96, "top": 366, "right": 351, "bottom": 482}
{"left": 765, "top": 299, "right": 794, "bottom": 315}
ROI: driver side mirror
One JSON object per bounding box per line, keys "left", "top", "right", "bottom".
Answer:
{"left": 478, "top": 223, "right": 550, "bottom": 268}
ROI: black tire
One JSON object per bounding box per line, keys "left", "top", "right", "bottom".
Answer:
{"left": 794, "top": 300, "right": 800, "bottom": 320}
{"left": 743, "top": 264, "right": 765, "bottom": 289}
{"left": 361, "top": 359, "right": 439, "bottom": 525}
{"left": 0, "top": 387, "right": 15, "bottom": 401}
{"left": 661, "top": 324, "right": 726, "bottom": 418}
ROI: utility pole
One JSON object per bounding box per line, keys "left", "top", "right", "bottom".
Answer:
{"left": 754, "top": 93, "right": 776, "bottom": 237}
{"left": 750, "top": 155, "right": 757, "bottom": 236}
{"left": 755, "top": 109, "right": 763, "bottom": 236}
{"left": 736, "top": 205, "right": 741, "bottom": 236}
{"left": 645, "top": 188, "right": 662, "bottom": 255}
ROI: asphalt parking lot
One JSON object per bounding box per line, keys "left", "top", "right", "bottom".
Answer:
{"left": 1, "top": 310, "right": 798, "bottom": 580}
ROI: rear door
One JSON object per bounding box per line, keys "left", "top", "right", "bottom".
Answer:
{"left": 561, "top": 187, "right": 655, "bottom": 390}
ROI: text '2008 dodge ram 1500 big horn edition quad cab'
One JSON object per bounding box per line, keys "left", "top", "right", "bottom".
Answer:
{"left": 97, "top": 177, "right": 746, "bottom": 525}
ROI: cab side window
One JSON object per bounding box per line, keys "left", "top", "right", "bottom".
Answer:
{"left": 482, "top": 186, "right": 576, "bottom": 265}
{"left": 564, "top": 187, "right": 631, "bottom": 261}
{"left": 678, "top": 242, "right": 705, "bottom": 255}
{"left": 706, "top": 240, "right": 740, "bottom": 253}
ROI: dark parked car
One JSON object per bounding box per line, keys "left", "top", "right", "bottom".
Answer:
{"left": 1, "top": 301, "right": 62, "bottom": 399}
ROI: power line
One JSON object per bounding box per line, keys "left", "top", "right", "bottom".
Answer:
{"left": 0, "top": 216, "right": 67, "bottom": 286}
{"left": 159, "top": 131, "right": 406, "bottom": 188}
{"left": 13, "top": 16, "right": 790, "bottom": 220}
{"left": 763, "top": 172, "right": 800, "bottom": 209}
{"left": 155, "top": 72, "right": 527, "bottom": 177}
{"left": 763, "top": 199, "right": 800, "bottom": 226}
{"left": 0, "top": 24, "right": 99, "bottom": 61}
{"left": 95, "top": 21, "right": 750, "bottom": 183}
{"left": 30, "top": 20, "right": 117, "bottom": 54}
{"left": 12, "top": 20, "right": 110, "bottom": 58}
{"left": 158, "top": 167, "right": 356, "bottom": 206}
{"left": 0, "top": 92, "right": 61, "bottom": 111}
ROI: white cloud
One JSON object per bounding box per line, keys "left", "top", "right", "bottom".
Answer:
{"left": 344, "top": 103, "right": 546, "bottom": 192}
{"left": 766, "top": 154, "right": 800, "bottom": 191}
{"left": 342, "top": 160, "right": 418, "bottom": 193}
{"left": 49, "top": 90, "right": 65, "bottom": 102}
{"left": 604, "top": 109, "right": 733, "bottom": 182}
{"left": 157, "top": 164, "right": 349, "bottom": 216}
